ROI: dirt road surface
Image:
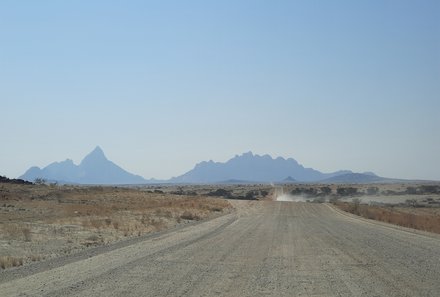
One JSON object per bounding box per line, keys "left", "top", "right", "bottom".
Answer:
{"left": 1, "top": 201, "right": 440, "bottom": 296}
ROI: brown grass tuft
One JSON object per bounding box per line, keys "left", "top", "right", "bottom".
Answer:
{"left": 180, "top": 211, "right": 201, "bottom": 221}
{"left": 0, "top": 256, "right": 24, "bottom": 269}
{"left": 1, "top": 224, "right": 32, "bottom": 241}
{"left": 334, "top": 202, "right": 440, "bottom": 234}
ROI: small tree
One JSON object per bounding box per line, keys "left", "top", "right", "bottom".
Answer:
{"left": 34, "top": 178, "right": 46, "bottom": 185}
{"left": 352, "top": 198, "right": 361, "bottom": 215}
{"left": 366, "top": 187, "right": 379, "bottom": 195}
{"left": 405, "top": 199, "right": 417, "bottom": 207}
{"left": 320, "top": 186, "right": 332, "bottom": 195}
{"left": 337, "top": 187, "right": 358, "bottom": 196}
{"left": 260, "top": 190, "right": 269, "bottom": 197}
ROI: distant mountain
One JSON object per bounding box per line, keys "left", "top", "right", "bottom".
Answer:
{"left": 282, "top": 176, "right": 297, "bottom": 183}
{"left": 170, "top": 152, "right": 354, "bottom": 183}
{"left": 216, "top": 179, "right": 255, "bottom": 185}
{"left": 319, "top": 172, "right": 387, "bottom": 184}
{"left": 20, "top": 146, "right": 146, "bottom": 185}
{"left": 20, "top": 149, "right": 383, "bottom": 185}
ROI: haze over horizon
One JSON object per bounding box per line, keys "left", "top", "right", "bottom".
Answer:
{"left": 1, "top": 1, "right": 439, "bottom": 181}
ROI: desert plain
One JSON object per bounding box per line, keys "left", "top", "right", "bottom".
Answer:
{"left": 1, "top": 180, "right": 440, "bottom": 296}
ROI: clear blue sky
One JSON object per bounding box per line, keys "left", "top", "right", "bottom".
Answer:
{"left": 1, "top": 1, "right": 439, "bottom": 180}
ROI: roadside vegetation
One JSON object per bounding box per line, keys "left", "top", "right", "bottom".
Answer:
{"left": 321, "top": 184, "right": 440, "bottom": 234}
{"left": 284, "top": 184, "right": 440, "bottom": 199}
{"left": 332, "top": 200, "right": 440, "bottom": 234}
{"left": 0, "top": 182, "right": 231, "bottom": 269}
{"left": 164, "top": 185, "right": 271, "bottom": 200}
{"left": 281, "top": 182, "right": 440, "bottom": 234}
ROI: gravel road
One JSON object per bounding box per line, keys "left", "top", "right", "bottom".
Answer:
{"left": 1, "top": 201, "right": 440, "bottom": 297}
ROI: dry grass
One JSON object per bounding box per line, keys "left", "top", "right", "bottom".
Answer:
{"left": 0, "top": 183, "right": 232, "bottom": 268}
{"left": 0, "top": 256, "right": 24, "bottom": 269}
{"left": 180, "top": 210, "right": 201, "bottom": 221}
{"left": 1, "top": 224, "right": 32, "bottom": 241}
{"left": 334, "top": 202, "right": 440, "bottom": 234}
{"left": 50, "top": 193, "right": 229, "bottom": 237}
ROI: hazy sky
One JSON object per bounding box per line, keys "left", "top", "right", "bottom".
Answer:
{"left": 1, "top": 1, "right": 439, "bottom": 180}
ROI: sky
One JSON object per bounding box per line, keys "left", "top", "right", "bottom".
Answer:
{"left": 1, "top": 1, "right": 439, "bottom": 181}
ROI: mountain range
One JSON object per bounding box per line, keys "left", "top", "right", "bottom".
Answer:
{"left": 169, "top": 152, "right": 355, "bottom": 183}
{"left": 19, "top": 147, "right": 385, "bottom": 184}
{"left": 19, "top": 146, "right": 146, "bottom": 184}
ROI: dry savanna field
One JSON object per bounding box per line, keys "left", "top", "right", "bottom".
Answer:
{"left": 333, "top": 200, "right": 440, "bottom": 233}
{"left": 0, "top": 183, "right": 231, "bottom": 269}
{"left": 2, "top": 181, "right": 440, "bottom": 296}
{"left": 2, "top": 181, "right": 440, "bottom": 271}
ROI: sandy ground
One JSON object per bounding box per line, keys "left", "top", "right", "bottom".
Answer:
{"left": 1, "top": 200, "right": 440, "bottom": 296}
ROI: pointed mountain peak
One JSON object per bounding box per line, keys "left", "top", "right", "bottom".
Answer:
{"left": 91, "top": 145, "right": 105, "bottom": 156}
{"left": 80, "top": 146, "right": 108, "bottom": 166}
{"left": 19, "top": 146, "right": 147, "bottom": 184}
{"left": 283, "top": 176, "right": 296, "bottom": 182}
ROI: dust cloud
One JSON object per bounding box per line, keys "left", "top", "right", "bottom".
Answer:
{"left": 276, "top": 194, "right": 308, "bottom": 202}
{"left": 274, "top": 186, "right": 308, "bottom": 202}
